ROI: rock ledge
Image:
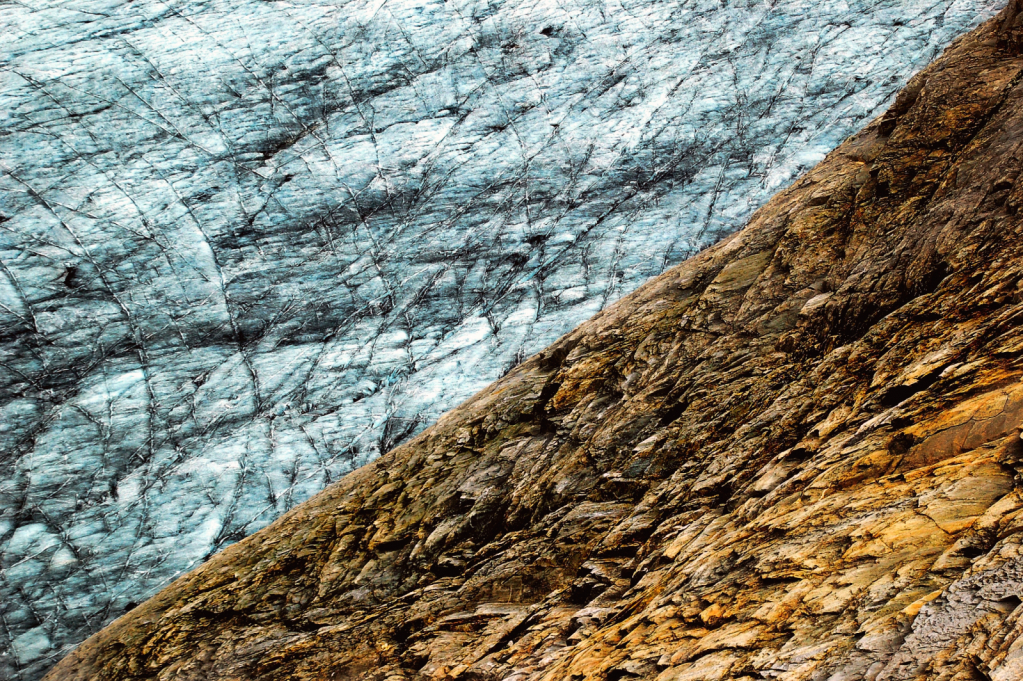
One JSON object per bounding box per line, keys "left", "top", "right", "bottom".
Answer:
{"left": 46, "top": 3, "right": 1023, "bottom": 679}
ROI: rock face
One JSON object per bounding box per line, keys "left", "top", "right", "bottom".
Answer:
{"left": 1, "top": 0, "right": 1003, "bottom": 678}
{"left": 42, "top": 2, "right": 1023, "bottom": 680}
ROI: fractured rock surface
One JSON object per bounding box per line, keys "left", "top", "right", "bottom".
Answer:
{"left": 1, "top": 0, "right": 1004, "bottom": 677}
{"left": 42, "top": 2, "right": 1023, "bottom": 680}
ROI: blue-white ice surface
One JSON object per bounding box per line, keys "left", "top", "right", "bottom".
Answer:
{"left": 0, "top": 0, "right": 1004, "bottom": 677}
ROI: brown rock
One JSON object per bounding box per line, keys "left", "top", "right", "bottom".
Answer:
{"left": 44, "top": 3, "right": 1023, "bottom": 680}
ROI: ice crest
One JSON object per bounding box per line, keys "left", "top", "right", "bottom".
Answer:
{"left": 0, "top": 0, "right": 1004, "bottom": 677}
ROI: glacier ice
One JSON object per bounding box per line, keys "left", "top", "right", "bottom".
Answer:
{"left": 0, "top": 0, "right": 1005, "bottom": 677}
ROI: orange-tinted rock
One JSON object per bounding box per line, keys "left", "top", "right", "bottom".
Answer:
{"left": 44, "top": 3, "right": 1023, "bottom": 680}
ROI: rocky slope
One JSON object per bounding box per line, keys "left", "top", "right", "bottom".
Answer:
{"left": 41, "top": 2, "right": 1023, "bottom": 680}
{"left": 3, "top": 2, "right": 1003, "bottom": 676}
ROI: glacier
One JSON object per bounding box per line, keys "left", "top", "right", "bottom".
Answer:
{"left": 0, "top": 0, "right": 1005, "bottom": 677}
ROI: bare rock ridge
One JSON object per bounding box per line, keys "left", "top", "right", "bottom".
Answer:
{"left": 45, "top": 3, "right": 1023, "bottom": 679}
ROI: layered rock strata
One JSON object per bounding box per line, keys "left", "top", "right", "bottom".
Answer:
{"left": 43, "top": 2, "right": 1023, "bottom": 680}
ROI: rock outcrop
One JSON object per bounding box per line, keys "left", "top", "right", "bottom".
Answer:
{"left": 44, "top": 2, "right": 1023, "bottom": 679}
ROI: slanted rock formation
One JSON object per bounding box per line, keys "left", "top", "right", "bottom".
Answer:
{"left": 44, "top": 2, "right": 1023, "bottom": 679}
